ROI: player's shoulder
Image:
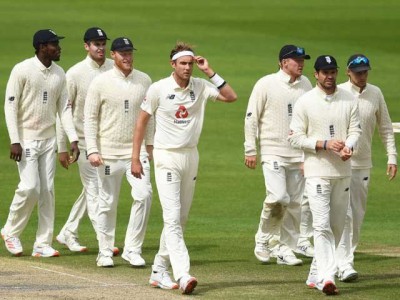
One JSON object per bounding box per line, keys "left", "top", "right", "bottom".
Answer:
{"left": 133, "top": 69, "right": 151, "bottom": 82}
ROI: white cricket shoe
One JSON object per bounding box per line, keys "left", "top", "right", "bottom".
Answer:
{"left": 149, "top": 270, "right": 178, "bottom": 289}
{"left": 179, "top": 275, "right": 198, "bottom": 295}
{"left": 276, "top": 245, "right": 303, "bottom": 266}
{"left": 122, "top": 251, "right": 145, "bottom": 267}
{"left": 254, "top": 242, "right": 270, "bottom": 263}
{"left": 295, "top": 243, "right": 315, "bottom": 257}
{"left": 1, "top": 228, "right": 23, "bottom": 256}
{"left": 306, "top": 269, "right": 321, "bottom": 289}
{"left": 96, "top": 254, "right": 114, "bottom": 267}
{"left": 57, "top": 232, "right": 88, "bottom": 252}
{"left": 338, "top": 267, "right": 358, "bottom": 282}
{"left": 32, "top": 246, "right": 60, "bottom": 257}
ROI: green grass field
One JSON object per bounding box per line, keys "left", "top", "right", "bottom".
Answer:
{"left": 1, "top": 0, "right": 400, "bottom": 299}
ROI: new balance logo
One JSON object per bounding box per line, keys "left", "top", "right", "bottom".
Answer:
{"left": 8, "top": 96, "right": 15, "bottom": 101}
{"left": 105, "top": 166, "right": 111, "bottom": 175}
{"left": 167, "top": 94, "right": 175, "bottom": 100}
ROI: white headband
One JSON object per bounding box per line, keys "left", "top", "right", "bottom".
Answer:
{"left": 171, "top": 50, "right": 194, "bottom": 61}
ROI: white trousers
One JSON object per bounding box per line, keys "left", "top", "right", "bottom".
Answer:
{"left": 152, "top": 148, "right": 198, "bottom": 282}
{"left": 307, "top": 177, "right": 350, "bottom": 284}
{"left": 297, "top": 189, "right": 314, "bottom": 246}
{"left": 3, "top": 137, "right": 57, "bottom": 248}
{"left": 97, "top": 154, "right": 152, "bottom": 257}
{"left": 255, "top": 160, "right": 304, "bottom": 250}
{"left": 58, "top": 149, "right": 99, "bottom": 239}
{"left": 336, "top": 168, "right": 370, "bottom": 271}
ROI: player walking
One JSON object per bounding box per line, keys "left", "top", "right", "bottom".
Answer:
{"left": 336, "top": 54, "right": 397, "bottom": 281}
{"left": 131, "top": 41, "right": 237, "bottom": 294}
{"left": 289, "top": 55, "right": 361, "bottom": 295}
{"left": 244, "top": 45, "right": 312, "bottom": 265}
{"left": 85, "top": 37, "right": 153, "bottom": 267}
{"left": 2, "top": 29, "right": 79, "bottom": 257}
{"left": 56, "top": 27, "right": 114, "bottom": 253}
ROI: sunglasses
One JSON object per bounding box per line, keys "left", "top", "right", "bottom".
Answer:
{"left": 282, "top": 47, "right": 305, "bottom": 58}
{"left": 347, "top": 56, "right": 369, "bottom": 68}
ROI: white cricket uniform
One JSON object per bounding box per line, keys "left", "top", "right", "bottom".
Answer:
{"left": 244, "top": 69, "right": 312, "bottom": 250}
{"left": 3, "top": 56, "right": 78, "bottom": 248}
{"left": 84, "top": 66, "right": 153, "bottom": 257}
{"left": 289, "top": 85, "right": 361, "bottom": 285}
{"left": 140, "top": 74, "right": 219, "bottom": 281}
{"left": 56, "top": 56, "right": 114, "bottom": 240}
{"left": 336, "top": 81, "right": 397, "bottom": 272}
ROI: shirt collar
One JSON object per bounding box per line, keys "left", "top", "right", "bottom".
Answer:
{"left": 85, "top": 55, "right": 107, "bottom": 70}
{"left": 278, "top": 69, "right": 301, "bottom": 85}
{"left": 315, "top": 84, "right": 338, "bottom": 101}
{"left": 169, "top": 73, "right": 194, "bottom": 91}
{"left": 347, "top": 80, "right": 368, "bottom": 94}
{"left": 113, "top": 65, "right": 134, "bottom": 79}
{"left": 34, "top": 55, "right": 53, "bottom": 71}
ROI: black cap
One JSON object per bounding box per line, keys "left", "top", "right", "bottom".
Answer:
{"left": 347, "top": 54, "right": 371, "bottom": 72}
{"left": 111, "top": 37, "right": 136, "bottom": 51}
{"left": 314, "top": 55, "right": 338, "bottom": 70}
{"left": 33, "top": 29, "right": 64, "bottom": 48}
{"left": 84, "top": 27, "right": 109, "bottom": 42}
{"left": 279, "top": 45, "right": 310, "bottom": 61}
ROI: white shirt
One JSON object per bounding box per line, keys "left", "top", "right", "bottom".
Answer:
{"left": 289, "top": 85, "right": 362, "bottom": 178}
{"left": 338, "top": 80, "right": 397, "bottom": 168}
{"left": 84, "top": 66, "right": 152, "bottom": 159}
{"left": 5, "top": 56, "right": 77, "bottom": 144}
{"left": 244, "top": 69, "right": 312, "bottom": 163}
{"left": 141, "top": 74, "right": 219, "bottom": 149}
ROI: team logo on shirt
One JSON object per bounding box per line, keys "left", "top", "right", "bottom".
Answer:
{"left": 329, "top": 125, "right": 335, "bottom": 137}
{"left": 175, "top": 105, "right": 189, "bottom": 119}
{"left": 190, "top": 91, "right": 195, "bottom": 101}
{"left": 43, "top": 91, "right": 48, "bottom": 104}
{"left": 8, "top": 96, "right": 15, "bottom": 101}
{"left": 124, "top": 100, "right": 129, "bottom": 113}
{"left": 288, "top": 104, "right": 293, "bottom": 117}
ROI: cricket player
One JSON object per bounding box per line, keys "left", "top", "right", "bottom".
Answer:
{"left": 55, "top": 27, "right": 114, "bottom": 253}
{"left": 131, "top": 41, "right": 237, "bottom": 294}
{"left": 2, "top": 29, "right": 79, "bottom": 257}
{"left": 244, "top": 45, "right": 312, "bottom": 266}
{"left": 84, "top": 37, "right": 153, "bottom": 268}
{"left": 336, "top": 54, "right": 397, "bottom": 281}
{"left": 289, "top": 55, "right": 361, "bottom": 295}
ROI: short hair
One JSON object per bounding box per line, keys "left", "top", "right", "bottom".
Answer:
{"left": 170, "top": 41, "right": 195, "bottom": 60}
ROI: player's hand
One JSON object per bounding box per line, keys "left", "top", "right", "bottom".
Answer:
{"left": 58, "top": 152, "right": 70, "bottom": 169}
{"left": 10, "top": 143, "right": 23, "bottom": 162}
{"left": 245, "top": 155, "right": 257, "bottom": 169}
{"left": 69, "top": 141, "right": 80, "bottom": 163}
{"left": 131, "top": 159, "right": 144, "bottom": 179}
{"left": 327, "top": 139, "right": 345, "bottom": 152}
{"left": 88, "top": 153, "right": 104, "bottom": 167}
{"left": 339, "top": 146, "right": 352, "bottom": 161}
{"left": 146, "top": 145, "right": 154, "bottom": 161}
{"left": 194, "top": 56, "right": 212, "bottom": 76}
{"left": 387, "top": 164, "right": 397, "bottom": 181}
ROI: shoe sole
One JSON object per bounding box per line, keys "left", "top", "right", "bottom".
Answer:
{"left": 182, "top": 278, "right": 198, "bottom": 294}
{"left": 294, "top": 250, "right": 314, "bottom": 258}
{"left": 32, "top": 251, "right": 60, "bottom": 258}
{"left": 322, "top": 281, "right": 339, "bottom": 295}
{"left": 277, "top": 259, "right": 303, "bottom": 266}
{"left": 97, "top": 263, "right": 114, "bottom": 267}
{"left": 341, "top": 272, "right": 358, "bottom": 282}
{"left": 149, "top": 280, "right": 179, "bottom": 290}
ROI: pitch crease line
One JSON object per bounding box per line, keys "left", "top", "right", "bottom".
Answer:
{"left": 30, "top": 266, "right": 140, "bottom": 287}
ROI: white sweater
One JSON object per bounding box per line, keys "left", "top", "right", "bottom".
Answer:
{"left": 338, "top": 81, "right": 397, "bottom": 168}
{"left": 5, "top": 56, "right": 77, "bottom": 144}
{"left": 289, "top": 85, "right": 362, "bottom": 178}
{"left": 84, "top": 66, "right": 152, "bottom": 159}
{"left": 57, "top": 56, "right": 114, "bottom": 152}
{"left": 244, "top": 69, "right": 312, "bottom": 162}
